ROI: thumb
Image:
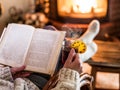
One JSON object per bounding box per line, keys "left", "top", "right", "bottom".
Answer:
{"left": 11, "top": 65, "right": 26, "bottom": 75}
{"left": 14, "top": 72, "right": 31, "bottom": 79}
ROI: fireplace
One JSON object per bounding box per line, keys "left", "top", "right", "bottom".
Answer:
{"left": 49, "top": 0, "right": 109, "bottom": 24}
{"left": 58, "top": 0, "right": 108, "bottom": 23}
{"left": 48, "top": 0, "right": 120, "bottom": 41}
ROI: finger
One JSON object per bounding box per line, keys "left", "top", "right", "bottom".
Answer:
{"left": 66, "top": 48, "right": 76, "bottom": 64}
{"left": 14, "top": 72, "right": 31, "bottom": 79}
{"left": 73, "top": 53, "right": 80, "bottom": 65}
{"left": 20, "top": 72, "right": 31, "bottom": 77}
{"left": 73, "top": 54, "right": 83, "bottom": 73}
{"left": 79, "top": 67, "right": 83, "bottom": 74}
{"left": 11, "top": 65, "right": 26, "bottom": 74}
{"left": 14, "top": 65, "right": 26, "bottom": 72}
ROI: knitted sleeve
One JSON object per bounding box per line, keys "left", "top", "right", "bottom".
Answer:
{"left": 51, "top": 68, "right": 80, "bottom": 90}
{"left": 0, "top": 67, "right": 13, "bottom": 81}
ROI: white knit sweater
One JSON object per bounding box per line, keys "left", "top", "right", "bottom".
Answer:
{"left": 52, "top": 68, "right": 81, "bottom": 90}
{"left": 0, "top": 67, "right": 89, "bottom": 90}
{"left": 0, "top": 67, "right": 39, "bottom": 90}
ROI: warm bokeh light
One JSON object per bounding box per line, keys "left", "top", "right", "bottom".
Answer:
{"left": 57, "top": 0, "right": 108, "bottom": 18}
{"left": 72, "top": 0, "right": 97, "bottom": 13}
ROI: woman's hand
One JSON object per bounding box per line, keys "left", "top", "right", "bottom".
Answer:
{"left": 63, "top": 48, "right": 82, "bottom": 74}
{"left": 11, "top": 65, "right": 31, "bottom": 79}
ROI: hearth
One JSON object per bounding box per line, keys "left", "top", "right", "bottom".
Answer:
{"left": 48, "top": 0, "right": 120, "bottom": 24}
{"left": 47, "top": 0, "right": 120, "bottom": 41}
{"left": 49, "top": 0, "right": 109, "bottom": 24}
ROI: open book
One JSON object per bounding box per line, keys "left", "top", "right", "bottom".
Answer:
{"left": 0, "top": 24, "right": 66, "bottom": 75}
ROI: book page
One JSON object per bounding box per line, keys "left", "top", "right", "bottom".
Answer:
{"left": 25, "top": 29, "right": 65, "bottom": 75}
{"left": 0, "top": 24, "right": 34, "bottom": 67}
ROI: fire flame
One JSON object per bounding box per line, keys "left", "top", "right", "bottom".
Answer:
{"left": 57, "top": 0, "right": 107, "bottom": 18}
{"left": 72, "top": 0, "right": 97, "bottom": 13}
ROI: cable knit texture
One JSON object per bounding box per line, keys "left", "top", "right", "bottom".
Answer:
{"left": 0, "top": 67, "right": 13, "bottom": 81}
{"left": 0, "top": 67, "right": 92, "bottom": 90}
{"left": 52, "top": 68, "right": 80, "bottom": 90}
{"left": 0, "top": 67, "right": 39, "bottom": 90}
